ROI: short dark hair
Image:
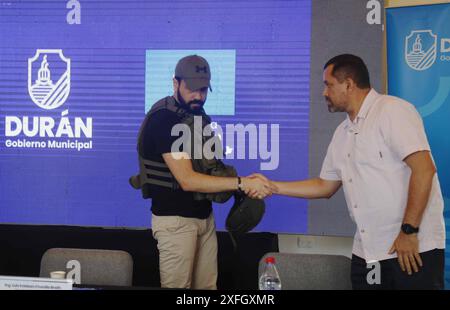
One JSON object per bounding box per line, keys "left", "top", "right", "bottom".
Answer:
{"left": 324, "top": 54, "right": 371, "bottom": 89}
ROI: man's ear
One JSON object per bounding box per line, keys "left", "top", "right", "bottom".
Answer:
{"left": 173, "top": 77, "right": 180, "bottom": 93}
{"left": 346, "top": 78, "right": 355, "bottom": 91}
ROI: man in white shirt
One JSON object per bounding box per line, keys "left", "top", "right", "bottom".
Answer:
{"left": 253, "top": 54, "right": 445, "bottom": 289}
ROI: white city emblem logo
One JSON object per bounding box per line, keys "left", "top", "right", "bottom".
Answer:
{"left": 28, "top": 49, "right": 71, "bottom": 109}
{"left": 405, "top": 30, "right": 437, "bottom": 71}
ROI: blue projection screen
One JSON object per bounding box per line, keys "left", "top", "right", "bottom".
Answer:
{"left": 0, "top": 0, "right": 311, "bottom": 233}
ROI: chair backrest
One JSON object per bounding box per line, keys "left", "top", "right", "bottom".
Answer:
{"left": 258, "top": 252, "right": 351, "bottom": 290}
{"left": 40, "top": 248, "right": 133, "bottom": 286}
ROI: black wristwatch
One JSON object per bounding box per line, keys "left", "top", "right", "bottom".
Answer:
{"left": 237, "top": 176, "right": 244, "bottom": 192}
{"left": 401, "top": 223, "right": 419, "bottom": 235}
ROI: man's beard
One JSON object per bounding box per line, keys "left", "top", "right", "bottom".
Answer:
{"left": 325, "top": 97, "right": 345, "bottom": 113}
{"left": 177, "top": 89, "right": 205, "bottom": 115}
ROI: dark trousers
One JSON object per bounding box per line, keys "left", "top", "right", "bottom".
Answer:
{"left": 351, "top": 249, "right": 445, "bottom": 290}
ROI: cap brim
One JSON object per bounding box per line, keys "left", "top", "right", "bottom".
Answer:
{"left": 184, "top": 78, "right": 212, "bottom": 92}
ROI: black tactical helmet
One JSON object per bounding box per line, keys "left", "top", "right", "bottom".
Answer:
{"left": 225, "top": 193, "right": 265, "bottom": 234}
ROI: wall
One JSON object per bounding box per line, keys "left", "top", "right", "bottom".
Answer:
{"left": 308, "top": 0, "right": 384, "bottom": 237}
{"left": 277, "top": 0, "right": 385, "bottom": 257}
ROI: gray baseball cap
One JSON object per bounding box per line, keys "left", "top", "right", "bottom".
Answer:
{"left": 175, "top": 55, "right": 212, "bottom": 91}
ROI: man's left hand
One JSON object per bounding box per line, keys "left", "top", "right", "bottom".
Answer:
{"left": 388, "top": 232, "right": 423, "bottom": 275}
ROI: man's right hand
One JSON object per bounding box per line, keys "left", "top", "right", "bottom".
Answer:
{"left": 241, "top": 175, "right": 277, "bottom": 199}
{"left": 245, "top": 174, "right": 341, "bottom": 200}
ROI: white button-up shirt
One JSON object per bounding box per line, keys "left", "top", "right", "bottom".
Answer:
{"left": 320, "top": 89, "right": 446, "bottom": 262}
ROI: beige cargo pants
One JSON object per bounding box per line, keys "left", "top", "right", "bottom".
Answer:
{"left": 152, "top": 213, "right": 218, "bottom": 289}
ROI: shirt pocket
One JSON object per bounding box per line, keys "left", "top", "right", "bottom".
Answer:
{"left": 354, "top": 135, "right": 384, "bottom": 167}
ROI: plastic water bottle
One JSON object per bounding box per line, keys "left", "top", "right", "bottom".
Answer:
{"left": 259, "top": 256, "right": 282, "bottom": 290}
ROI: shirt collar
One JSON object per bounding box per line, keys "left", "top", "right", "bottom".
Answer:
{"left": 357, "top": 88, "right": 379, "bottom": 120}
{"left": 344, "top": 88, "right": 379, "bottom": 127}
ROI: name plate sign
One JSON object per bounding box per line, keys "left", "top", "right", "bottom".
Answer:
{"left": 0, "top": 276, "right": 73, "bottom": 290}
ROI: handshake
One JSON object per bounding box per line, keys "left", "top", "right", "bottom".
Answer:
{"left": 240, "top": 173, "right": 278, "bottom": 200}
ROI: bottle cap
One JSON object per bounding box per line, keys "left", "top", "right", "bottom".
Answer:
{"left": 265, "top": 257, "right": 275, "bottom": 264}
